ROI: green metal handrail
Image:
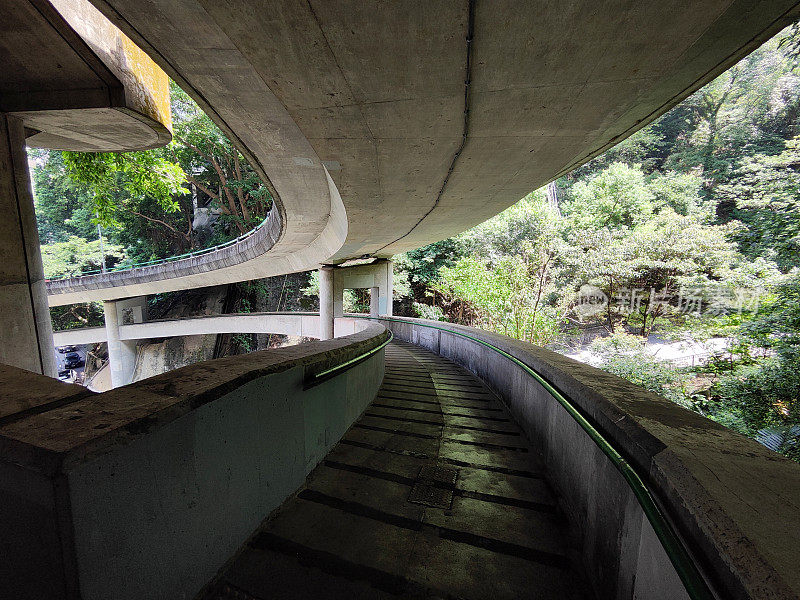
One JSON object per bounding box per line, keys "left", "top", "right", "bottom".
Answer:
{"left": 357, "top": 315, "right": 714, "bottom": 600}
{"left": 46, "top": 214, "right": 271, "bottom": 281}
{"left": 304, "top": 330, "right": 393, "bottom": 389}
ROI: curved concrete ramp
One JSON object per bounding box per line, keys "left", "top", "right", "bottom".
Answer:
{"left": 51, "top": 313, "right": 364, "bottom": 345}
{"left": 203, "top": 340, "right": 593, "bottom": 600}
{"left": 47, "top": 0, "right": 800, "bottom": 304}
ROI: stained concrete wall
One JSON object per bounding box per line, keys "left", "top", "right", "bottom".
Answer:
{"left": 3, "top": 0, "right": 172, "bottom": 153}
{"left": 371, "top": 317, "right": 800, "bottom": 600}
{"left": 0, "top": 323, "right": 387, "bottom": 600}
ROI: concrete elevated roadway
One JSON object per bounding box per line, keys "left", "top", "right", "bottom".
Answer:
{"left": 43, "top": 0, "right": 800, "bottom": 307}
{"left": 3, "top": 317, "right": 799, "bottom": 600}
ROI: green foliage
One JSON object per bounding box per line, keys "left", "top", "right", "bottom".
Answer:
{"left": 565, "top": 163, "right": 655, "bottom": 229}
{"left": 412, "top": 302, "right": 445, "bottom": 321}
{"left": 30, "top": 150, "right": 97, "bottom": 243}
{"left": 40, "top": 236, "right": 125, "bottom": 279}
{"left": 62, "top": 148, "right": 186, "bottom": 227}
{"left": 395, "top": 238, "right": 464, "bottom": 291}
{"left": 49, "top": 302, "right": 105, "bottom": 331}
{"left": 590, "top": 333, "right": 687, "bottom": 405}
{"left": 169, "top": 82, "right": 272, "bottom": 236}
{"left": 435, "top": 254, "right": 564, "bottom": 345}
{"left": 718, "top": 137, "right": 800, "bottom": 271}
{"left": 460, "top": 189, "right": 563, "bottom": 258}
{"left": 35, "top": 80, "right": 273, "bottom": 271}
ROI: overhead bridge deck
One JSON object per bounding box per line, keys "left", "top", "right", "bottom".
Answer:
{"left": 204, "top": 339, "right": 588, "bottom": 600}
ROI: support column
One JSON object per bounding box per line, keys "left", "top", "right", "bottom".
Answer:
{"left": 0, "top": 114, "right": 56, "bottom": 376}
{"left": 318, "top": 266, "right": 335, "bottom": 340}
{"left": 369, "top": 286, "right": 380, "bottom": 317}
{"left": 385, "top": 260, "right": 394, "bottom": 316}
{"left": 103, "top": 300, "right": 138, "bottom": 388}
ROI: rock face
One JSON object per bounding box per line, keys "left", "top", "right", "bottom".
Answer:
{"left": 132, "top": 334, "right": 217, "bottom": 381}
{"left": 130, "top": 286, "right": 227, "bottom": 382}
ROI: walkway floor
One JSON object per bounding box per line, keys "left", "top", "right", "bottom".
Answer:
{"left": 205, "top": 339, "right": 589, "bottom": 599}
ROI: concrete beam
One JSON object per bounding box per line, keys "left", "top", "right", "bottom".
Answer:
{"left": 332, "top": 259, "right": 393, "bottom": 319}
{"left": 0, "top": 114, "right": 56, "bottom": 377}
{"left": 52, "top": 312, "right": 371, "bottom": 347}
{"left": 2, "top": 0, "right": 171, "bottom": 152}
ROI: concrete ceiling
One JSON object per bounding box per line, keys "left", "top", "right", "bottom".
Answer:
{"left": 1, "top": 0, "right": 171, "bottom": 151}
{"left": 88, "top": 0, "right": 800, "bottom": 259}
{"left": 46, "top": 0, "right": 800, "bottom": 303}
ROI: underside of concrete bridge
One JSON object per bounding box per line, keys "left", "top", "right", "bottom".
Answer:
{"left": 43, "top": 0, "right": 800, "bottom": 306}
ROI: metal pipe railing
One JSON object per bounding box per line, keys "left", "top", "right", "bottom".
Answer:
{"left": 304, "top": 330, "right": 393, "bottom": 389}
{"left": 46, "top": 213, "right": 271, "bottom": 281}
{"left": 357, "top": 315, "right": 715, "bottom": 600}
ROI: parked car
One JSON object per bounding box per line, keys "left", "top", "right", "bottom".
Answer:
{"left": 57, "top": 345, "right": 78, "bottom": 354}
{"left": 64, "top": 352, "right": 84, "bottom": 369}
{"left": 57, "top": 369, "right": 71, "bottom": 380}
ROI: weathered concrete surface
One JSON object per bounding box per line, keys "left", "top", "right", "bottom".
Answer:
{"left": 372, "top": 317, "right": 800, "bottom": 600}
{"left": 46, "top": 168, "right": 347, "bottom": 305}
{"left": 131, "top": 333, "right": 217, "bottom": 382}
{"left": 0, "top": 115, "right": 57, "bottom": 377}
{"left": 203, "top": 340, "right": 591, "bottom": 600}
{"left": 46, "top": 0, "right": 800, "bottom": 304}
{"left": 1, "top": 0, "right": 171, "bottom": 151}
{"left": 52, "top": 312, "right": 370, "bottom": 346}
{"left": 0, "top": 323, "right": 388, "bottom": 600}
{"left": 103, "top": 299, "right": 140, "bottom": 388}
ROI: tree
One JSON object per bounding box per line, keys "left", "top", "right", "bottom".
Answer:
{"left": 52, "top": 80, "right": 273, "bottom": 266}
{"left": 62, "top": 147, "right": 187, "bottom": 227}
{"left": 40, "top": 235, "right": 125, "bottom": 279}
{"left": 170, "top": 83, "right": 271, "bottom": 236}
{"left": 716, "top": 273, "right": 800, "bottom": 459}
{"left": 30, "top": 150, "right": 97, "bottom": 243}
{"left": 717, "top": 137, "right": 800, "bottom": 271}
{"left": 564, "top": 162, "right": 655, "bottom": 229}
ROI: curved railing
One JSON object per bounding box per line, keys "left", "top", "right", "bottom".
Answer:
{"left": 46, "top": 214, "right": 272, "bottom": 281}
{"left": 356, "top": 315, "right": 712, "bottom": 599}
{"left": 1, "top": 322, "right": 390, "bottom": 599}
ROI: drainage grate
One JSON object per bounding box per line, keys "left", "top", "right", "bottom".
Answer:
{"left": 407, "top": 465, "right": 459, "bottom": 509}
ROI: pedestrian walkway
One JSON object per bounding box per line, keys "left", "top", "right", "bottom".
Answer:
{"left": 204, "top": 339, "right": 589, "bottom": 599}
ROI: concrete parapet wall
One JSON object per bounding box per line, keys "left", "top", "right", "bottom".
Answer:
{"left": 0, "top": 323, "right": 387, "bottom": 600}
{"left": 52, "top": 312, "right": 371, "bottom": 346}
{"left": 370, "top": 316, "right": 800, "bottom": 600}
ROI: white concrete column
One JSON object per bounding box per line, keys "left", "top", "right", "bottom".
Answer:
{"left": 103, "top": 300, "right": 138, "bottom": 388}
{"left": 369, "top": 286, "right": 380, "bottom": 317}
{"left": 0, "top": 114, "right": 56, "bottom": 377}
{"left": 385, "top": 260, "right": 394, "bottom": 316}
{"left": 318, "top": 266, "right": 335, "bottom": 340}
